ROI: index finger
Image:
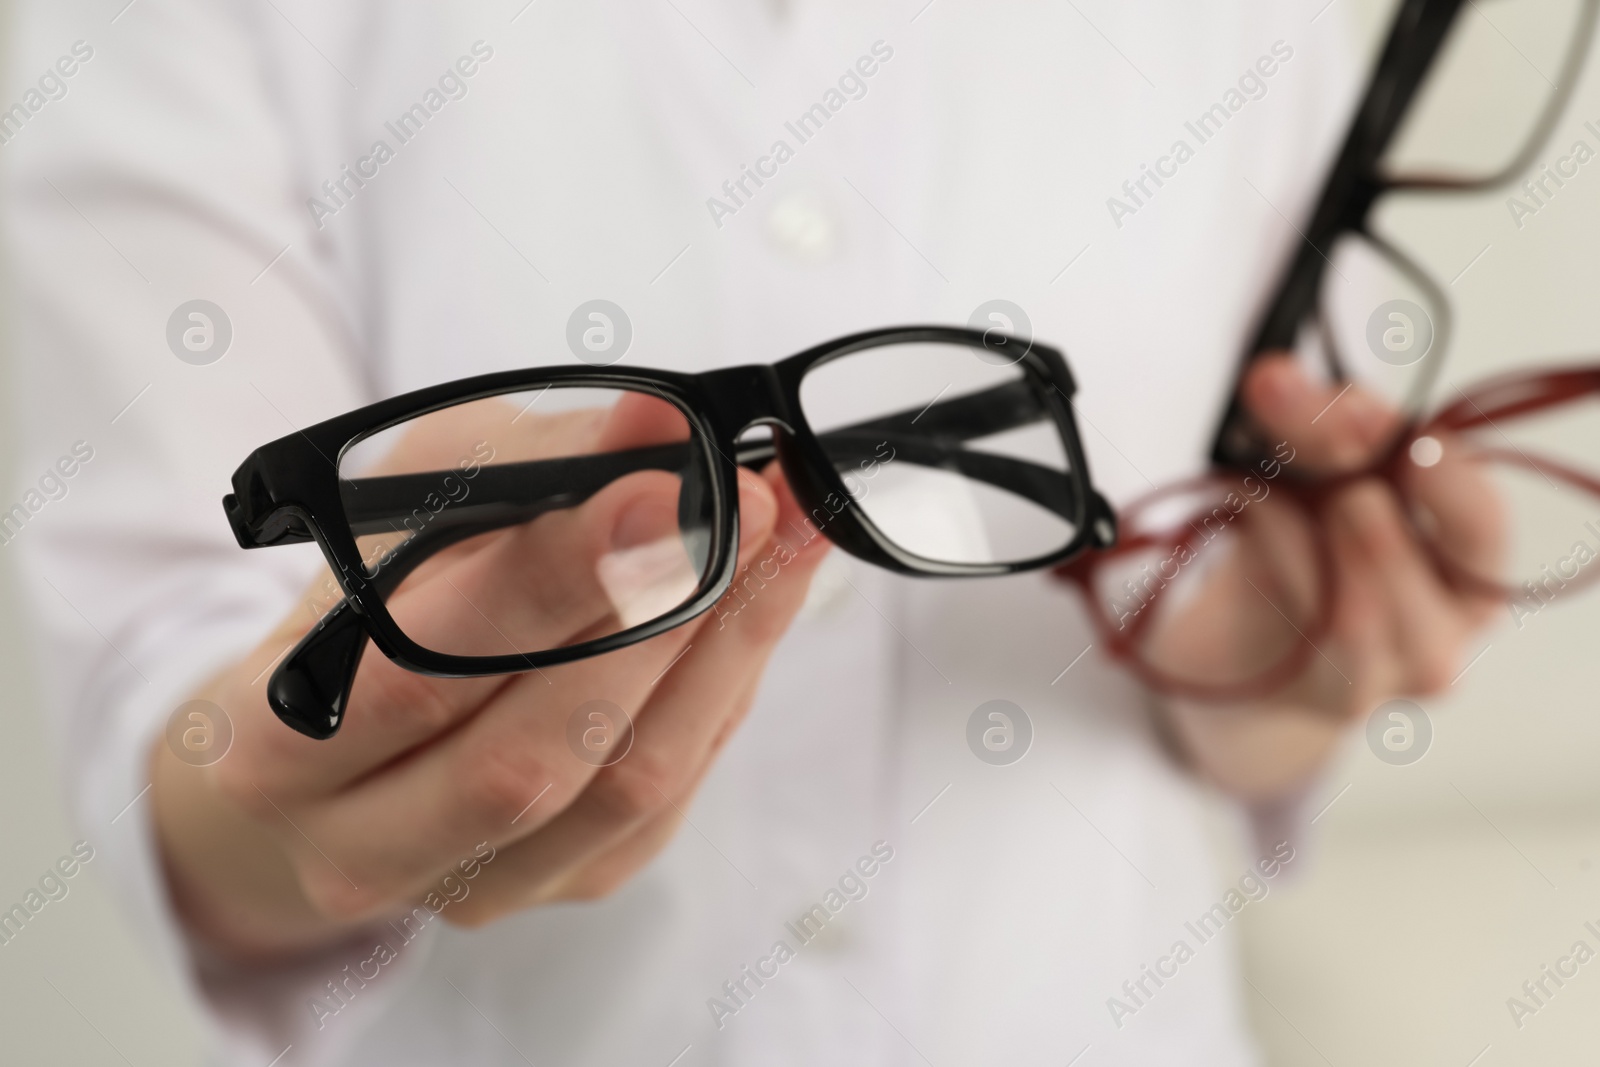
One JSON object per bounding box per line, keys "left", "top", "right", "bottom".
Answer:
{"left": 228, "top": 465, "right": 780, "bottom": 799}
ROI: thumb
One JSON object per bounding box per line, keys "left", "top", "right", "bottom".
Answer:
{"left": 1242, "top": 354, "right": 1400, "bottom": 475}
{"left": 594, "top": 469, "right": 779, "bottom": 630}
{"left": 732, "top": 468, "right": 780, "bottom": 564}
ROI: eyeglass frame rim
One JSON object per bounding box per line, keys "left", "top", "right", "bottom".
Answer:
{"left": 223, "top": 323, "right": 1114, "bottom": 682}
{"left": 1066, "top": 361, "right": 1600, "bottom": 701}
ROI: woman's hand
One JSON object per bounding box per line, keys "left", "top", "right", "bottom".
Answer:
{"left": 1159, "top": 355, "right": 1502, "bottom": 800}
{"left": 152, "top": 405, "right": 830, "bottom": 960}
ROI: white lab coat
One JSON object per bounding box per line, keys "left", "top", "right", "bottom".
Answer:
{"left": 3, "top": 2, "right": 1355, "bottom": 1064}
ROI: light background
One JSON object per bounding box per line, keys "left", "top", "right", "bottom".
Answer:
{"left": 1224, "top": 2, "right": 1600, "bottom": 1065}
{"left": 1, "top": 1, "right": 1597, "bottom": 1064}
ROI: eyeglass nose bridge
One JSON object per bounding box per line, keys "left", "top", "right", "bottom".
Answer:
{"left": 696, "top": 363, "right": 799, "bottom": 443}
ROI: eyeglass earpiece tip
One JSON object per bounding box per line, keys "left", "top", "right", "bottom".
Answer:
{"left": 1089, "top": 494, "right": 1118, "bottom": 549}
{"left": 265, "top": 600, "right": 369, "bottom": 741}
{"left": 267, "top": 666, "right": 344, "bottom": 741}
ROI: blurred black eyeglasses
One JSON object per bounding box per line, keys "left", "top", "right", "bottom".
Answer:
{"left": 1213, "top": 0, "right": 1599, "bottom": 466}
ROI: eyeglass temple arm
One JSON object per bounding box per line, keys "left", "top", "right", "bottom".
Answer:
{"left": 341, "top": 431, "right": 1079, "bottom": 546}
{"left": 268, "top": 513, "right": 508, "bottom": 738}
{"left": 344, "top": 443, "right": 688, "bottom": 537}
{"left": 729, "top": 376, "right": 1052, "bottom": 465}
{"left": 1427, "top": 367, "right": 1600, "bottom": 434}
{"left": 336, "top": 378, "right": 1074, "bottom": 536}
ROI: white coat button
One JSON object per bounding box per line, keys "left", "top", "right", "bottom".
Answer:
{"left": 766, "top": 190, "right": 840, "bottom": 262}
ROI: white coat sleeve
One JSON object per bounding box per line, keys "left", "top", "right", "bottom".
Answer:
{"left": 2, "top": 2, "right": 432, "bottom": 1062}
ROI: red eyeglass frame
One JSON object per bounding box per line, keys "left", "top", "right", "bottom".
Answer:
{"left": 1052, "top": 364, "right": 1600, "bottom": 703}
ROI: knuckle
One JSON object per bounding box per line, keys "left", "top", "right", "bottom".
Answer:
{"left": 723, "top": 585, "right": 801, "bottom": 647}
{"left": 358, "top": 664, "right": 459, "bottom": 737}
{"left": 560, "top": 872, "right": 625, "bottom": 902}
{"left": 1411, "top": 653, "right": 1456, "bottom": 696}
{"left": 589, "top": 756, "right": 672, "bottom": 823}
{"left": 439, "top": 896, "right": 500, "bottom": 929}
{"left": 441, "top": 907, "right": 492, "bottom": 929}
{"left": 241, "top": 704, "right": 310, "bottom": 765}
{"left": 707, "top": 715, "right": 741, "bottom": 757}
{"left": 296, "top": 862, "right": 383, "bottom": 922}
{"left": 210, "top": 760, "right": 279, "bottom": 822}
{"left": 458, "top": 743, "right": 553, "bottom": 826}
{"left": 735, "top": 605, "right": 789, "bottom": 647}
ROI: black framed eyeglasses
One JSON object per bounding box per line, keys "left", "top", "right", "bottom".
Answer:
{"left": 1213, "top": 0, "right": 1598, "bottom": 468}
{"left": 225, "top": 325, "right": 1116, "bottom": 738}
